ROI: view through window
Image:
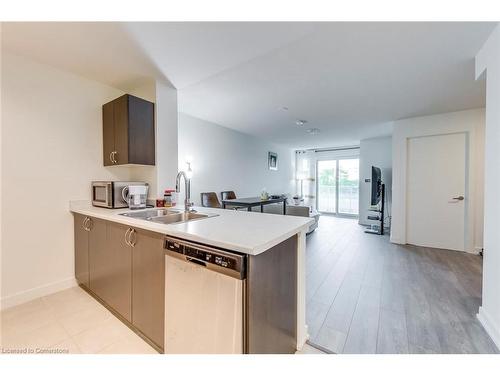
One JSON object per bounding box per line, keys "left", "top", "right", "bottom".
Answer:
{"left": 317, "top": 158, "right": 359, "bottom": 215}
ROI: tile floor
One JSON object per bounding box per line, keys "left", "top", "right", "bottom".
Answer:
{"left": 0, "top": 287, "right": 157, "bottom": 354}
{"left": 1, "top": 286, "right": 323, "bottom": 355}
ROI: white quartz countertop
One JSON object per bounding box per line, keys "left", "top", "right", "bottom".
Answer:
{"left": 69, "top": 201, "right": 313, "bottom": 256}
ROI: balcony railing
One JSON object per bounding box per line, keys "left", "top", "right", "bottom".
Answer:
{"left": 318, "top": 184, "right": 359, "bottom": 215}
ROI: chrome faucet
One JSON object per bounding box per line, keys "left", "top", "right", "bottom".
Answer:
{"left": 175, "top": 170, "right": 194, "bottom": 212}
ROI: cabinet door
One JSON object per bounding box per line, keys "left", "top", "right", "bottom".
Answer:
{"left": 103, "top": 221, "right": 133, "bottom": 321}
{"left": 113, "top": 95, "right": 129, "bottom": 165}
{"left": 128, "top": 95, "right": 155, "bottom": 165}
{"left": 88, "top": 217, "right": 108, "bottom": 299}
{"left": 74, "top": 214, "right": 89, "bottom": 287}
{"left": 102, "top": 101, "right": 115, "bottom": 166}
{"left": 132, "top": 229, "right": 165, "bottom": 349}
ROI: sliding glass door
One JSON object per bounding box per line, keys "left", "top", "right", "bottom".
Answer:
{"left": 317, "top": 160, "right": 337, "bottom": 213}
{"left": 317, "top": 158, "right": 359, "bottom": 216}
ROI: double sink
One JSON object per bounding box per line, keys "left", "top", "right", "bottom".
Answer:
{"left": 120, "top": 208, "right": 218, "bottom": 225}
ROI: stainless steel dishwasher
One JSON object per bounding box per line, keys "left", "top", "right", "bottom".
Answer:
{"left": 164, "top": 236, "right": 247, "bottom": 354}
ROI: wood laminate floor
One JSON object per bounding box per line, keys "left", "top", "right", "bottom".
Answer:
{"left": 306, "top": 215, "right": 498, "bottom": 354}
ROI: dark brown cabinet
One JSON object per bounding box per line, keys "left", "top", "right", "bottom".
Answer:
{"left": 132, "top": 229, "right": 165, "bottom": 350}
{"left": 74, "top": 214, "right": 90, "bottom": 288}
{"left": 74, "top": 215, "right": 164, "bottom": 351}
{"left": 89, "top": 221, "right": 133, "bottom": 322}
{"left": 86, "top": 217, "right": 109, "bottom": 301}
{"left": 103, "top": 94, "right": 155, "bottom": 166}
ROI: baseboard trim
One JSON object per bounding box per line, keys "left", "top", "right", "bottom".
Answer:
{"left": 477, "top": 306, "right": 500, "bottom": 351}
{"left": 390, "top": 237, "right": 405, "bottom": 244}
{"left": 296, "top": 324, "right": 310, "bottom": 351}
{"left": 306, "top": 340, "right": 335, "bottom": 354}
{"left": 0, "top": 277, "right": 77, "bottom": 310}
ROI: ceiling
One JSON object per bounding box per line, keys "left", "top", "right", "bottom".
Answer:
{"left": 2, "top": 22, "right": 496, "bottom": 148}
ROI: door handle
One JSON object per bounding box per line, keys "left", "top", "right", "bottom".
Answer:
{"left": 452, "top": 196, "right": 465, "bottom": 201}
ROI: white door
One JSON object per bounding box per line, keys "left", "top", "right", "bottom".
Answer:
{"left": 406, "top": 133, "right": 467, "bottom": 251}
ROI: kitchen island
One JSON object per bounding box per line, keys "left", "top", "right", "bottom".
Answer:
{"left": 69, "top": 201, "right": 313, "bottom": 354}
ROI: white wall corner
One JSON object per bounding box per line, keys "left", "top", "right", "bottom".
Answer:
{"left": 155, "top": 79, "right": 178, "bottom": 196}
{"left": 475, "top": 25, "right": 499, "bottom": 80}
{"left": 389, "top": 236, "right": 405, "bottom": 245}
{"left": 475, "top": 23, "right": 500, "bottom": 354}
{"left": 0, "top": 22, "right": 3, "bottom": 310}
{"left": 477, "top": 306, "right": 500, "bottom": 351}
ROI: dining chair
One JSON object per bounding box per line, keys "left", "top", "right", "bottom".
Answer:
{"left": 220, "top": 191, "right": 248, "bottom": 211}
{"left": 220, "top": 190, "right": 237, "bottom": 201}
{"left": 200, "top": 192, "right": 222, "bottom": 208}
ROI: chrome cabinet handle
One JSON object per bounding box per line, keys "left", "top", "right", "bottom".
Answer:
{"left": 129, "top": 229, "right": 136, "bottom": 247}
{"left": 110, "top": 151, "right": 117, "bottom": 164}
{"left": 86, "top": 218, "right": 93, "bottom": 231}
{"left": 83, "top": 217, "right": 90, "bottom": 231}
{"left": 124, "top": 228, "right": 131, "bottom": 246}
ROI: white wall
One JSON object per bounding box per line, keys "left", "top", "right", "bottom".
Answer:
{"left": 358, "top": 136, "right": 392, "bottom": 226}
{"left": 178, "top": 113, "right": 295, "bottom": 206}
{"left": 155, "top": 80, "right": 178, "bottom": 197}
{"left": 475, "top": 25, "right": 500, "bottom": 350}
{"left": 0, "top": 52, "right": 135, "bottom": 307}
{"left": 391, "top": 109, "right": 485, "bottom": 254}
{"left": 0, "top": 24, "right": 3, "bottom": 310}
{"left": 1, "top": 53, "right": 180, "bottom": 309}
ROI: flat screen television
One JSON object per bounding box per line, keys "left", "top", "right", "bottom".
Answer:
{"left": 370, "top": 166, "right": 382, "bottom": 205}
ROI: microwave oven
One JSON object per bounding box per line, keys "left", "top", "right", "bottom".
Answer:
{"left": 92, "top": 181, "right": 148, "bottom": 208}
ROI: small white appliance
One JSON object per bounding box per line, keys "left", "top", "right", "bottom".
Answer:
{"left": 122, "top": 185, "right": 149, "bottom": 210}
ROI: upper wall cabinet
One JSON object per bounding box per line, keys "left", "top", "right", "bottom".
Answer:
{"left": 103, "top": 94, "right": 155, "bottom": 166}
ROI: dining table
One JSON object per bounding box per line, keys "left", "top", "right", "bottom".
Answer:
{"left": 221, "top": 196, "right": 287, "bottom": 214}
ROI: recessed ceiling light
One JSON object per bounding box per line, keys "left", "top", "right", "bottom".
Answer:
{"left": 307, "top": 128, "right": 320, "bottom": 135}
{"left": 296, "top": 119, "right": 307, "bottom": 126}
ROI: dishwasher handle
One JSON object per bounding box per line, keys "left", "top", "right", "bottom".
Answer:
{"left": 186, "top": 257, "right": 207, "bottom": 267}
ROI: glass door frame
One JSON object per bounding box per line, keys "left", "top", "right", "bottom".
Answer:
{"left": 316, "top": 157, "right": 359, "bottom": 218}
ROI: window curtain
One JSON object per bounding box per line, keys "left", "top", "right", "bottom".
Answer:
{"left": 295, "top": 150, "right": 316, "bottom": 209}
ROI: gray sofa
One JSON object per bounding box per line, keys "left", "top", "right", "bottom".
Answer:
{"left": 261, "top": 204, "right": 320, "bottom": 234}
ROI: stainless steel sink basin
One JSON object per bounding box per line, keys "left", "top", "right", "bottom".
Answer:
{"left": 120, "top": 208, "right": 179, "bottom": 219}
{"left": 148, "top": 211, "right": 212, "bottom": 224}
{"left": 119, "top": 208, "right": 217, "bottom": 225}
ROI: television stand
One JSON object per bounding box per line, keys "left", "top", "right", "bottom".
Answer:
{"left": 365, "top": 184, "right": 385, "bottom": 235}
